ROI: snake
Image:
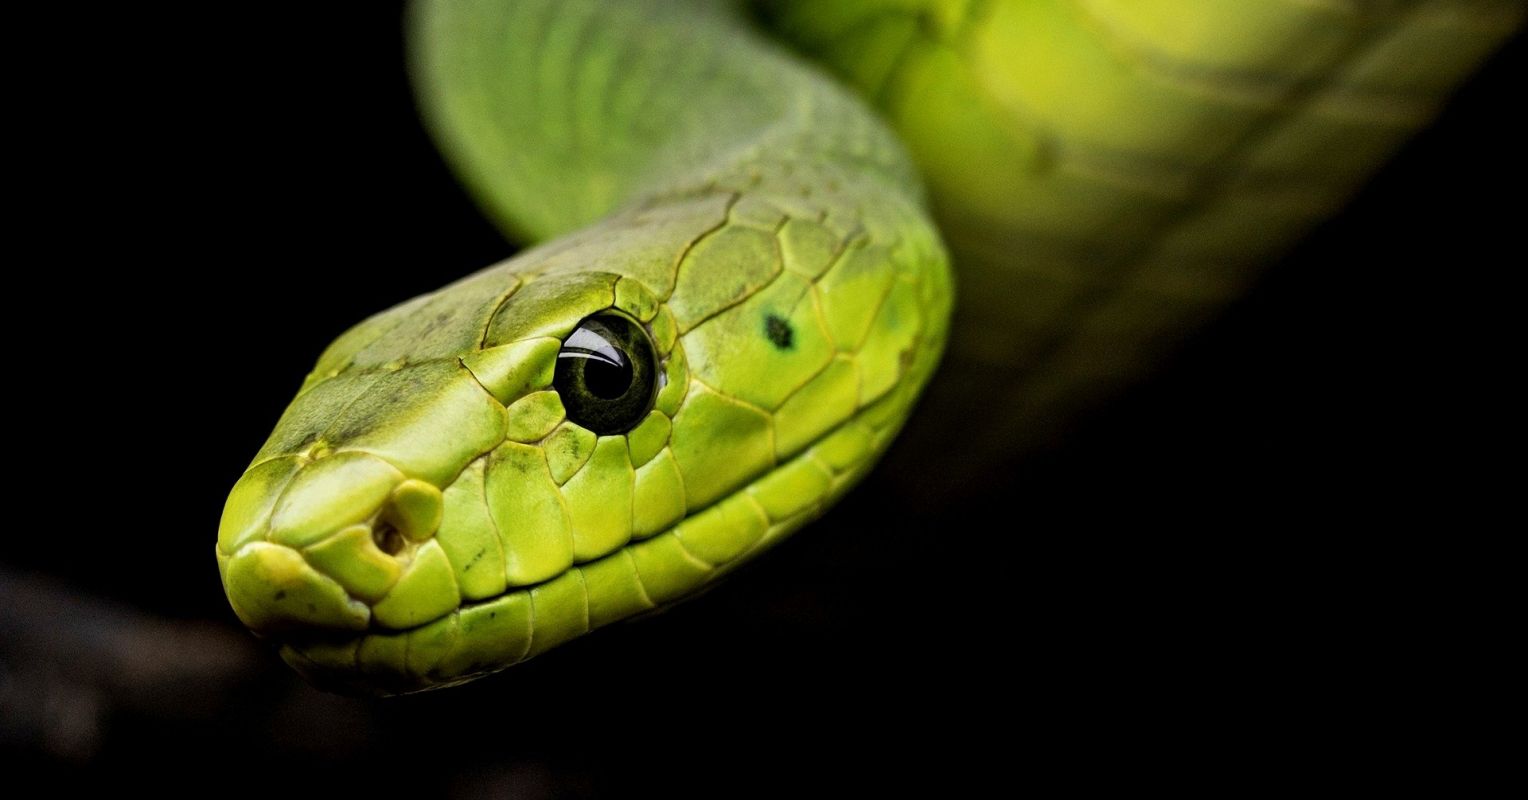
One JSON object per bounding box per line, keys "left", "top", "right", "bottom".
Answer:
{"left": 214, "top": 0, "right": 1520, "bottom": 694}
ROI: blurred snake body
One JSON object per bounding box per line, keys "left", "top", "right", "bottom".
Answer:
{"left": 215, "top": 0, "right": 1519, "bottom": 693}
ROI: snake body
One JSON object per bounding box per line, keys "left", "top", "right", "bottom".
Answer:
{"left": 215, "top": 0, "right": 1519, "bottom": 694}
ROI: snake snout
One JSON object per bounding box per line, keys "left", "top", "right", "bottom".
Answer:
{"left": 217, "top": 449, "right": 447, "bottom": 636}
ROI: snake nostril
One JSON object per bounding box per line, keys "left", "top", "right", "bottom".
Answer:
{"left": 373, "top": 520, "right": 406, "bottom": 556}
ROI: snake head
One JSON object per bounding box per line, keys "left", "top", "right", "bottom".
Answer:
{"left": 216, "top": 195, "right": 948, "bottom": 694}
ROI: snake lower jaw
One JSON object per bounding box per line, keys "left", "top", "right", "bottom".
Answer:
{"left": 215, "top": 531, "right": 480, "bottom": 696}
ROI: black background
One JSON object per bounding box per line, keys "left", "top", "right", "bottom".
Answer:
{"left": 3, "top": 5, "right": 1520, "bottom": 794}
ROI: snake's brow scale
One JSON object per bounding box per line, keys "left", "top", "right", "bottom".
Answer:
{"left": 475, "top": 279, "right": 524, "bottom": 351}
{"left": 655, "top": 192, "right": 740, "bottom": 303}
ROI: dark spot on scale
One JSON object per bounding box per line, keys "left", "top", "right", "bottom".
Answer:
{"left": 274, "top": 590, "right": 287, "bottom": 601}
{"left": 765, "top": 313, "right": 793, "bottom": 350}
{"left": 374, "top": 521, "right": 405, "bottom": 555}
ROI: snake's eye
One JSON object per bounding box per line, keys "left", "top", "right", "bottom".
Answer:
{"left": 554, "top": 312, "right": 658, "bottom": 434}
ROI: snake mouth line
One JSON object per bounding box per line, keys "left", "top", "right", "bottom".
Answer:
{"left": 268, "top": 394, "right": 895, "bottom": 693}
{"left": 353, "top": 359, "right": 908, "bottom": 630}
{"left": 308, "top": 430, "right": 847, "bottom": 637}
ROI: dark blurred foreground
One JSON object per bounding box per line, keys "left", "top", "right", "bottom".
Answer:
{"left": 3, "top": 5, "right": 1518, "bottom": 794}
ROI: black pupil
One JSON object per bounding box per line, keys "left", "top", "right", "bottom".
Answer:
{"left": 583, "top": 352, "right": 632, "bottom": 399}
{"left": 553, "top": 312, "right": 657, "bottom": 435}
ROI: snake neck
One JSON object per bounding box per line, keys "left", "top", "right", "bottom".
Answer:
{"left": 412, "top": 0, "right": 926, "bottom": 245}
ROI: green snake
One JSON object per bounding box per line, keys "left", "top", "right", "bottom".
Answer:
{"left": 215, "top": 0, "right": 1520, "bottom": 694}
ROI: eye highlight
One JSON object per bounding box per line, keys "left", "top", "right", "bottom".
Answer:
{"left": 554, "top": 312, "right": 658, "bottom": 434}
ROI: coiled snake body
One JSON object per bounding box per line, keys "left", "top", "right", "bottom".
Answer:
{"left": 215, "top": 0, "right": 1520, "bottom": 694}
